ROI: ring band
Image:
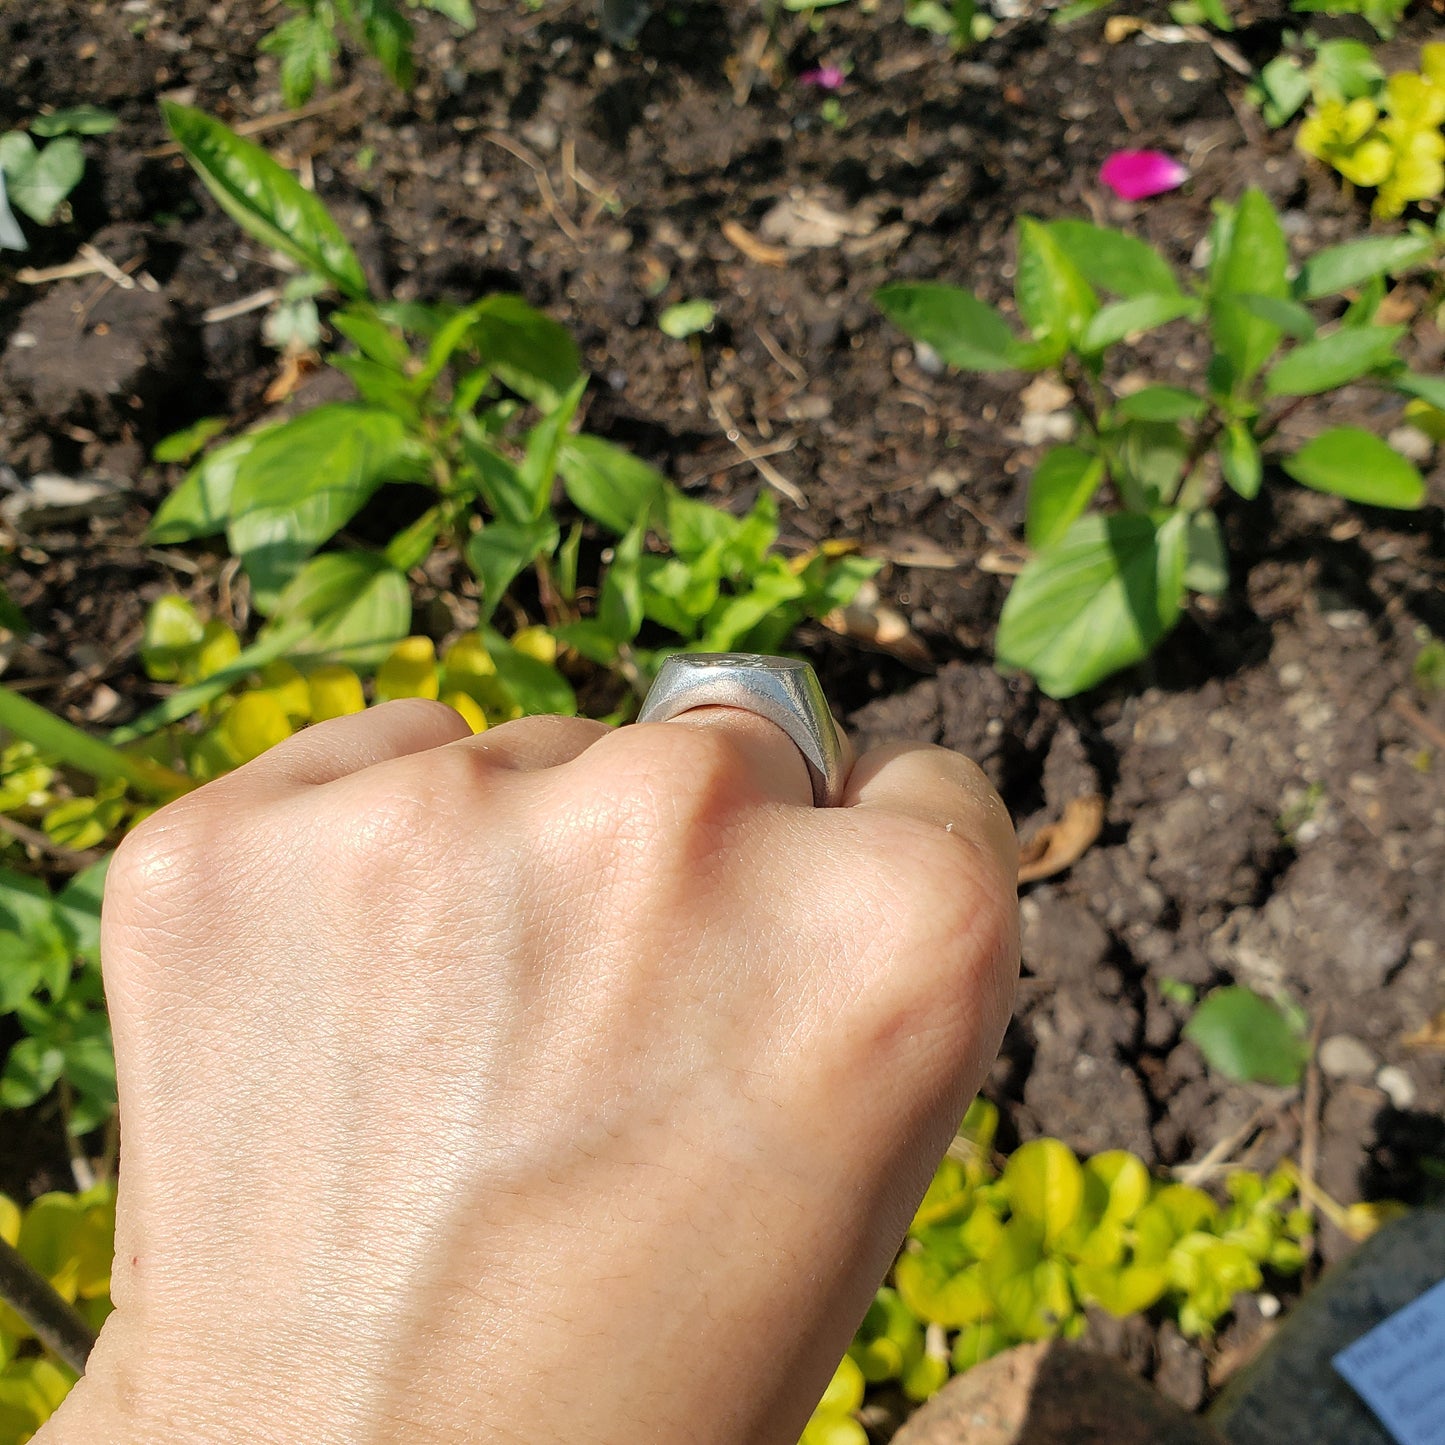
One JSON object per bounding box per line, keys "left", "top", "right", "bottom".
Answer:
{"left": 636, "top": 653, "right": 846, "bottom": 808}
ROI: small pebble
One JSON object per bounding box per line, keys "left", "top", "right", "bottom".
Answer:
{"left": 1318, "top": 1034, "right": 1377, "bottom": 1080}
{"left": 1376, "top": 1065, "right": 1417, "bottom": 1110}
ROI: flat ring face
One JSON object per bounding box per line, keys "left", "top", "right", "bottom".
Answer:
{"left": 636, "top": 653, "right": 845, "bottom": 807}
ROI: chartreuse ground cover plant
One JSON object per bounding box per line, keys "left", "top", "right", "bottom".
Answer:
{"left": 263, "top": 0, "right": 476, "bottom": 107}
{"left": 878, "top": 190, "right": 1440, "bottom": 698}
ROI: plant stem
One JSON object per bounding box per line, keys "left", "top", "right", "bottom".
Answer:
{"left": 0, "top": 1235, "right": 97, "bottom": 1375}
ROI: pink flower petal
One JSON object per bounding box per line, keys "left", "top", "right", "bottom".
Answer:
{"left": 798, "top": 66, "right": 846, "bottom": 91}
{"left": 1099, "top": 150, "right": 1189, "bottom": 201}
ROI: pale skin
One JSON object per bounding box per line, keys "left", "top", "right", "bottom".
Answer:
{"left": 36, "top": 698, "right": 1019, "bottom": 1445}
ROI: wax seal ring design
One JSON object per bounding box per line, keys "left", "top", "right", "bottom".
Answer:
{"left": 636, "top": 653, "right": 846, "bottom": 808}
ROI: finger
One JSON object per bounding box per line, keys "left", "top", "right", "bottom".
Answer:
{"left": 844, "top": 741, "right": 1018, "bottom": 877}
{"left": 662, "top": 706, "right": 815, "bottom": 806}
{"left": 446, "top": 714, "right": 612, "bottom": 772}
{"left": 206, "top": 698, "right": 473, "bottom": 797}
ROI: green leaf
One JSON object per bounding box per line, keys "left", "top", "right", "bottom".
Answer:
{"left": 1080, "top": 292, "right": 1197, "bottom": 354}
{"left": 0, "top": 581, "right": 27, "bottom": 635}
{"left": 1264, "top": 325, "right": 1404, "bottom": 397}
{"left": 227, "top": 405, "right": 423, "bottom": 606}
{"left": 481, "top": 627, "right": 576, "bottom": 715}
{"left": 152, "top": 415, "right": 228, "bottom": 465}
{"left": 331, "top": 354, "right": 422, "bottom": 417}
{"left": 458, "top": 427, "right": 533, "bottom": 526}
{"left": 1283, "top": 428, "right": 1424, "bottom": 509}
{"left": 422, "top": 0, "right": 476, "bottom": 25}
{"left": 894, "top": 1253, "right": 992, "bottom": 1328}
{"left": 161, "top": 102, "right": 368, "bottom": 298}
{"left": 31, "top": 106, "right": 118, "bottom": 137}
{"left": 54, "top": 857, "right": 109, "bottom": 969}
{"left": 149, "top": 431, "right": 261, "bottom": 544}
{"left": 1209, "top": 190, "right": 1288, "bottom": 389}
{"left": 1254, "top": 55, "right": 1312, "bottom": 128}
{"left": 465, "top": 518, "right": 559, "bottom": 624}
{"left": 1015, "top": 217, "right": 1098, "bottom": 347}
{"left": 1394, "top": 373, "right": 1445, "bottom": 411}
{"left": 1111, "top": 420, "right": 1189, "bottom": 510}
{"left": 0, "top": 1037, "right": 64, "bottom": 1109}
{"left": 261, "top": 551, "right": 412, "bottom": 666}
{"left": 359, "top": 0, "right": 415, "bottom": 90}
{"left": 518, "top": 375, "right": 587, "bottom": 520}
{"left": 1182, "top": 510, "right": 1227, "bottom": 596}
{"left": 470, "top": 295, "right": 583, "bottom": 409}
{"left": 1296, "top": 234, "right": 1435, "bottom": 301}
{"left": 558, "top": 435, "right": 666, "bottom": 536}
{"left": 1310, "top": 37, "right": 1383, "bottom": 101}
{"left": 659, "top": 299, "right": 716, "bottom": 339}
{"left": 598, "top": 522, "right": 647, "bottom": 643}
{"left": 1025, "top": 445, "right": 1104, "bottom": 550}
{"left": 0, "top": 135, "right": 84, "bottom": 224}
{"left": 996, "top": 511, "right": 1189, "bottom": 698}
{"left": 331, "top": 307, "right": 411, "bottom": 371}
{"left": 1003, "top": 1138, "right": 1084, "bottom": 1244}
{"left": 262, "top": 11, "right": 337, "bottom": 108}
{"left": 1230, "top": 293, "right": 1316, "bottom": 341}
{"left": 1115, "top": 387, "right": 1206, "bottom": 423}
{"left": 1218, "top": 423, "right": 1261, "bottom": 500}
{"left": 875, "top": 282, "right": 1022, "bottom": 372}
{"left": 1184, "top": 986, "right": 1308, "bottom": 1086}
{"left": 1045, "top": 220, "right": 1180, "bottom": 299}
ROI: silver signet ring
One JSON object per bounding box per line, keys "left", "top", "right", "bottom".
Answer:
{"left": 636, "top": 653, "right": 846, "bottom": 808}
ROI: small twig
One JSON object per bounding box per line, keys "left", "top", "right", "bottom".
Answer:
{"left": 1391, "top": 692, "right": 1445, "bottom": 753}
{"left": 0, "top": 1236, "right": 97, "bottom": 1375}
{"left": 480, "top": 130, "right": 582, "bottom": 245}
{"left": 201, "top": 287, "right": 283, "bottom": 325}
{"left": 678, "top": 436, "right": 797, "bottom": 486}
{"left": 16, "top": 244, "right": 158, "bottom": 293}
{"left": 560, "top": 135, "right": 579, "bottom": 211}
{"left": 707, "top": 394, "right": 807, "bottom": 507}
{"left": 1174, "top": 1100, "right": 1278, "bottom": 1187}
{"left": 753, "top": 322, "right": 806, "bottom": 383}
{"left": 144, "top": 83, "right": 364, "bottom": 158}
{"left": 0, "top": 813, "right": 103, "bottom": 871}
{"left": 1299, "top": 1008, "right": 1327, "bottom": 1228}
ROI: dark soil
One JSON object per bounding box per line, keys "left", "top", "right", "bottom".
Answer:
{"left": 2, "top": 0, "right": 1444, "bottom": 1420}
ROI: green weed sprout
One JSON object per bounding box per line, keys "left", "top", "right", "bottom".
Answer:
{"left": 878, "top": 191, "right": 1440, "bottom": 698}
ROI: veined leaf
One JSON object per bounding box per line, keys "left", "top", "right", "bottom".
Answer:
{"left": 1114, "top": 386, "right": 1206, "bottom": 423}
{"left": 1184, "top": 986, "right": 1308, "bottom": 1086}
{"left": 558, "top": 435, "right": 666, "bottom": 536}
{"left": 161, "top": 102, "right": 368, "bottom": 298}
{"left": 1208, "top": 190, "right": 1289, "bottom": 389}
{"left": 1045, "top": 220, "right": 1181, "bottom": 298}
{"left": 996, "top": 511, "right": 1189, "bottom": 698}
{"left": 1218, "top": 423, "right": 1261, "bottom": 500}
{"left": 262, "top": 551, "right": 411, "bottom": 667}
{"left": 1025, "top": 445, "right": 1104, "bottom": 550}
{"left": 1015, "top": 217, "right": 1098, "bottom": 347}
{"left": 1264, "top": 325, "right": 1404, "bottom": 397}
{"left": 1283, "top": 428, "right": 1424, "bottom": 509}
{"left": 466, "top": 517, "right": 559, "bottom": 624}
{"left": 1080, "top": 292, "right": 1197, "bottom": 353}
{"left": 1296, "top": 233, "right": 1435, "bottom": 300}
{"left": 470, "top": 294, "right": 584, "bottom": 409}
{"left": 518, "top": 375, "right": 588, "bottom": 519}
{"left": 149, "top": 430, "right": 264, "bottom": 544}
{"left": 875, "top": 282, "right": 1023, "bottom": 372}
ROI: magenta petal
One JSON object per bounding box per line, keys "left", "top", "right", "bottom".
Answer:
{"left": 798, "top": 65, "right": 846, "bottom": 91}
{"left": 1099, "top": 150, "right": 1189, "bottom": 201}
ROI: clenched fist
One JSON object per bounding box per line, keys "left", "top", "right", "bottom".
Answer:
{"left": 40, "top": 698, "right": 1018, "bottom": 1445}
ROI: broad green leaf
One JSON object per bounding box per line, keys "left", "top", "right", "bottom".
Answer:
{"left": 1264, "top": 325, "right": 1404, "bottom": 397}
{"left": 875, "top": 282, "right": 1022, "bottom": 372}
{"left": 149, "top": 431, "right": 262, "bottom": 544}
{"left": 558, "top": 435, "right": 666, "bottom": 535}
{"left": 1182, "top": 510, "right": 1228, "bottom": 596}
{"left": 1115, "top": 386, "right": 1206, "bottom": 423}
{"left": 0, "top": 868, "right": 54, "bottom": 942}
{"left": 1112, "top": 420, "right": 1189, "bottom": 509}
{"left": 1283, "top": 428, "right": 1424, "bottom": 509}
{"left": 465, "top": 517, "right": 559, "bottom": 623}
{"left": 1014, "top": 217, "right": 1097, "bottom": 347}
{"left": 1003, "top": 1138, "right": 1084, "bottom": 1244}
{"left": 161, "top": 102, "right": 368, "bottom": 298}
{"left": 1218, "top": 423, "right": 1261, "bottom": 500}
{"left": 54, "top": 857, "right": 109, "bottom": 969}
{"left": 1231, "top": 293, "right": 1316, "bottom": 341}
{"left": 471, "top": 294, "right": 584, "bottom": 409}
{"left": 0, "top": 1037, "right": 65, "bottom": 1110}
{"left": 140, "top": 595, "right": 205, "bottom": 681}
{"left": 996, "top": 511, "right": 1189, "bottom": 698}
{"left": 331, "top": 307, "right": 411, "bottom": 370}
{"left": 1025, "top": 445, "right": 1104, "bottom": 550}
{"left": 360, "top": 1, "right": 414, "bottom": 89}
{"left": 262, "top": 551, "right": 412, "bottom": 666}
{"left": 227, "top": 405, "right": 423, "bottom": 606}
{"left": 1254, "top": 55, "right": 1313, "bottom": 128}
{"left": 701, "top": 561, "right": 808, "bottom": 654}
{"left": 481, "top": 627, "right": 576, "bottom": 715}
{"left": 1045, "top": 220, "right": 1181, "bottom": 298}
{"left": 0, "top": 135, "right": 84, "bottom": 224}
{"left": 1084, "top": 1151, "right": 1151, "bottom": 1223}
{"left": 1311, "top": 37, "right": 1384, "bottom": 100}
{"left": 1296, "top": 234, "right": 1435, "bottom": 300}
{"left": 519, "top": 375, "right": 588, "bottom": 520}
{"left": 1208, "top": 190, "right": 1288, "bottom": 388}
{"left": 458, "top": 425, "right": 533, "bottom": 526}
{"left": 31, "top": 106, "right": 118, "bottom": 137}
{"left": 659, "top": 299, "right": 716, "bottom": 339}
{"left": 1185, "top": 986, "right": 1308, "bottom": 1086}
{"left": 1080, "top": 293, "right": 1197, "bottom": 353}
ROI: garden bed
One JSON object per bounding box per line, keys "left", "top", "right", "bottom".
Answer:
{"left": 2, "top": 0, "right": 1443, "bottom": 1421}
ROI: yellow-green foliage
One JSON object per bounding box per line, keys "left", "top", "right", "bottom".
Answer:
{"left": 1298, "top": 43, "right": 1445, "bottom": 217}
{"left": 0, "top": 1184, "right": 115, "bottom": 1444}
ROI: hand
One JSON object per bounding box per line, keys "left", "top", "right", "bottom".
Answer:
{"left": 41, "top": 698, "right": 1018, "bottom": 1445}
